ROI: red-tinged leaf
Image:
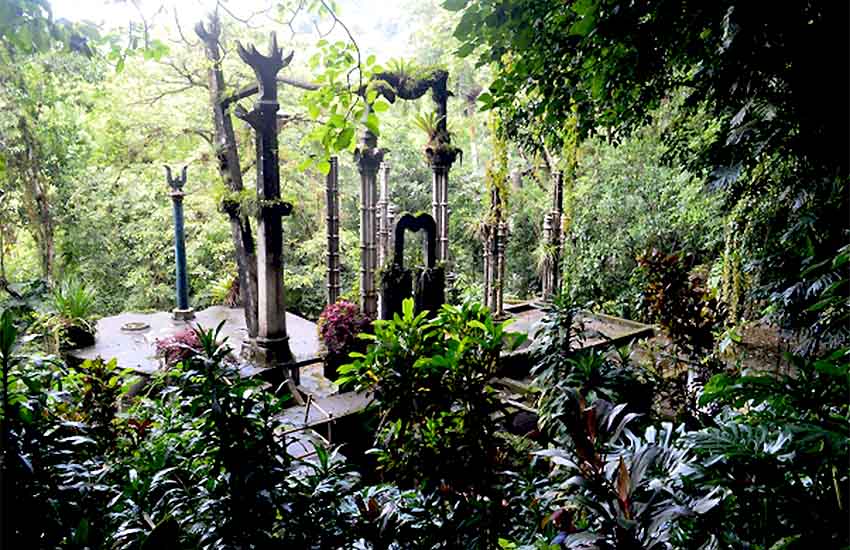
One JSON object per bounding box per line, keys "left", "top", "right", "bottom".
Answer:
{"left": 617, "top": 457, "right": 632, "bottom": 519}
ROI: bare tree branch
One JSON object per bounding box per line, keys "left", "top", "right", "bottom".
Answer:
{"left": 135, "top": 84, "right": 196, "bottom": 105}
{"left": 217, "top": 1, "right": 268, "bottom": 28}
{"left": 172, "top": 6, "right": 199, "bottom": 48}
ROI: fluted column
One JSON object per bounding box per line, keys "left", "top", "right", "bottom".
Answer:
{"left": 495, "top": 221, "right": 508, "bottom": 318}
{"left": 377, "top": 161, "right": 391, "bottom": 269}
{"left": 326, "top": 156, "right": 341, "bottom": 305}
{"left": 355, "top": 127, "right": 384, "bottom": 318}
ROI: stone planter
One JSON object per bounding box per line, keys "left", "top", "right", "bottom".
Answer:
{"left": 59, "top": 322, "right": 96, "bottom": 351}
{"left": 323, "top": 350, "right": 347, "bottom": 381}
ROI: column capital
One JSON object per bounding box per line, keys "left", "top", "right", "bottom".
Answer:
{"left": 355, "top": 146, "right": 385, "bottom": 174}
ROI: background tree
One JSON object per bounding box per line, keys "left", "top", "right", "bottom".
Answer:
{"left": 449, "top": 0, "right": 850, "bottom": 348}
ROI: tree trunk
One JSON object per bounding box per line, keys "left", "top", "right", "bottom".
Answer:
{"left": 17, "top": 117, "right": 55, "bottom": 283}
{"left": 196, "top": 15, "right": 259, "bottom": 338}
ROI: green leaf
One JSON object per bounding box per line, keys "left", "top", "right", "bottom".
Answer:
{"left": 569, "top": 15, "right": 597, "bottom": 37}
{"left": 365, "top": 113, "right": 380, "bottom": 136}
{"left": 456, "top": 41, "right": 476, "bottom": 58}
{"left": 372, "top": 99, "right": 390, "bottom": 113}
{"left": 297, "top": 157, "right": 313, "bottom": 171}
{"left": 454, "top": 9, "right": 480, "bottom": 38}
{"left": 317, "top": 159, "right": 331, "bottom": 175}
{"left": 402, "top": 298, "right": 414, "bottom": 320}
{"left": 335, "top": 127, "right": 354, "bottom": 150}
{"left": 443, "top": 0, "right": 469, "bottom": 12}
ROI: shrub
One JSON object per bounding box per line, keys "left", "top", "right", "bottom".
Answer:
{"left": 637, "top": 248, "right": 722, "bottom": 359}
{"left": 154, "top": 327, "right": 201, "bottom": 367}
{"left": 317, "top": 300, "right": 371, "bottom": 357}
{"left": 339, "top": 299, "right": 525, "bottom": 493}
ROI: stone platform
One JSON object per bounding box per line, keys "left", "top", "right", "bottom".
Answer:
{"left": 499, "top": 301, "right": 655, "bottom": 375}
{"left": 69, "top": 305, "right": 324, "bottom": 380}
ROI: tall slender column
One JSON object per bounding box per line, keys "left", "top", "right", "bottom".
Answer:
{"left": 430, "top": 161, "right": 452, "bottom": 263}
{"left": 377, "top": 161, "right": 391, "bottom": 269}
{"left": 326, "top": 156, "right": 341, "bottom": 305}
{"left": 235, "top": 34, "right": 294, "bottom": 370}
{"left": 483, "top": 224, "right": 493, "bottom": 309}
{"left": 541, "top": 170, "right": 565, "bottom": 302}
{"left": 355, "top": 127, "right": 384, "bottom": 318}
{"left": 552, "top": 170, "right": 564, "bottom": 294}
{"left": 495, "top": 221, "right": 508, "bottom": 318}
{"left": 165, "top": 166, "right": 194, "bottom": 321}
{"left": 483, "top": 186, "right": 505, "bottom": 316}
{"left": 542, "top": 213, "right": 552, "bottom": 300}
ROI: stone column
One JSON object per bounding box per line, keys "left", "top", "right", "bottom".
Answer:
{"left": 483, "top": 186, "right": 506, "bottom": 317}
{"left": 483, "top": 224, "right": 493, "bottom": 309}
{"left": 236, "top": 34, "right": 294, "bottom": 372}
{"left": 429, "top": 158, "right": 453, "bottom": 263}
{"left": 542, "top": 170, "right": 564, "bottom": 302}
{"left": 387, "top": 204, "right": 397, "bottom": 243}
{"left": 165, "top": 166, "right": 194, "bottom": 321}
{"left": 326, "top": 156, "right": 341, "bottom": 305}
{"left": 541, "top": 213, "right": 555, "bottom": 300}
{"left": 377, "top": 161, "right": 391, "bottom": 269}
{"left": 355, "top": 127, "right": 384, "bottom": 318}
{"left": 495, "top": 221, "right": 508, "bottom": 318}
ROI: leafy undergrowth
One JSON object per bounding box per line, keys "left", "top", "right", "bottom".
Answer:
{"left": 0, "top": 300, "right": 847, "bottom": 548}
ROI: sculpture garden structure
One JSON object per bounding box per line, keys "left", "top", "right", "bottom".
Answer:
{"left": 164, "top": 165, "right": 194, "bottom": 321}
{"left": 233, "top": 33, "right": 296, "bottom": 376}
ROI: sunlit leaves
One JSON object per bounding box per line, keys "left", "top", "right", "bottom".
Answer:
{"left": 299, "top": 39, "right": 396, "bottom": 174}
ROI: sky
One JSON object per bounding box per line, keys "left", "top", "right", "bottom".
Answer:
{"left": 50, "top": 0, "right": 417, "bottom": 59}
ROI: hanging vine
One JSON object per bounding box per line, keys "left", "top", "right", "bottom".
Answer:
{"left": 484, "top": 110, "right": 510, "bottom": 223}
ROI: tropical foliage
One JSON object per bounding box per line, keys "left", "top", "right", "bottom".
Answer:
{"left": 1, "top": 0, "right": 848, "bottom": 547}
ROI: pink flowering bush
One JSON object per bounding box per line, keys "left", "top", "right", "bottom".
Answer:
{"left": 155, "top": 327, "right": 202, "bottom": 367}
{"left": 317, "top": 300, "right": 372, "bottom": 357}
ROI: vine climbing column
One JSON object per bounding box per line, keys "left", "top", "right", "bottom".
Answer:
{"left": 483, "top": 185, "right": 507, "bottom": 318}
{"left": 355, "top": 125, "right": 384, "bottom": 318}
{"left": 542, "top": 170, "right": 564, "bottom": 301}
{"left": 235, "top": 33, "right": 294, "bottom": 370}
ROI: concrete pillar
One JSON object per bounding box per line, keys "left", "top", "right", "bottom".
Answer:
{"left": 549, "top": 171, "right": 564, "bottom": 300}
{"left": 236, "top": 34, "right": 294, "bottom": 372}
{"left": 431, "top": 162, "right": 450, "bottom": 263}
{"left": 496, "top": 221, "right": 508, "bottom": 318}
{"left": 165, "top": 166, "right": 194, "bottom": 321}
{"left": 377, "top": 161, "right": 391, "bottom": 269}
{"left": 326, "top": 156, "right": 341, "bottom": 305}
{"left": 355, "top": 127, "right": 384, "bottom": 318}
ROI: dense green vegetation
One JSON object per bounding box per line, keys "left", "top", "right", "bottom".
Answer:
{"left": 1, "top": 0, "right": 847, "bottom": 548}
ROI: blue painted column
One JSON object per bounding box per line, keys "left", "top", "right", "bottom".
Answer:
{"left": 165, "top": 166, "right": 194, "bottom": 320}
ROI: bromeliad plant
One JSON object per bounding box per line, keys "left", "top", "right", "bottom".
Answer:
{"left": 154, "top": 326, "right": 202, "bottom": 367}
{"left": 318, "top": 300, "right": 372, "bottom": 356}
{"left": 35, "top": 277, "right": 98, "bottom": 351}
